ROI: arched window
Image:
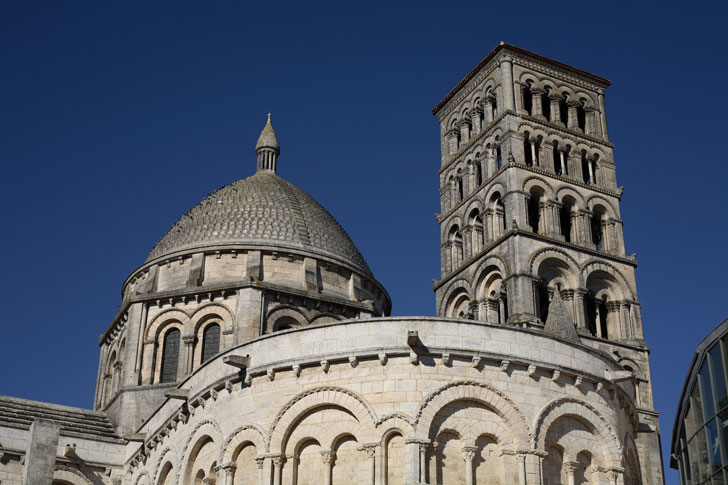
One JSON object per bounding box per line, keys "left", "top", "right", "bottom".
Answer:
{"left": 542, "top": 91, "right": 551, "bottom": 120}
{"left": 559, "top": 98, "right": 569, "bottom": 125}
{"left": 559, "top": 197, "right": 576, "bottom": 243}
{"left": 577, "top": 104, "right": 587, "bottom": 131}
{"left": 160, "top": 328, "right": 180, "bottom": 383}
{"left": 581, "top": 151, "right": 591, "bottom": 184}
{"left": 585, "top": 293, "right": 608, "bottom": 338}
{"left": 458, "top": 178, "right": 464, "bottom": 201}
{"left": 496, "top": 145, "right": 502, "bottom": 169}
{"left": 524, "top": 138, "right": 533, "bottom": 166}
{"left": 591, "top": 207, "right": 606, "bottom": 251}
{"left": 527, "top": 189, "right": 543, "bottom": 233}
{"left": 476, "top": 161, "right": 483, "bottom": 186}
{"left": 522, "top": 87, "right": 533, "bottom": 115}
{"left": 201, "top": 324, "right": 220, "bottom": 364}
{"left": 553, "top": 142, "right": 562, "bottom": 174}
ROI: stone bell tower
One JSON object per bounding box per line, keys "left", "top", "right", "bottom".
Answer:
{"left": 431, "top": 43, "right": 664, "bottom": 483}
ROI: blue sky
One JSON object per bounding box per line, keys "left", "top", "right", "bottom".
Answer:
{"left": 1, "top": 2, "right": 726, "bottom": 482}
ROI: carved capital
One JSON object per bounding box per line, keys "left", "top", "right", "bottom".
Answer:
{"left": 461, "top": 446, "right": 478, "bottom": 462}
{"left": 182, "top": 335, "right": 196, "bottom": 345}
{"left": 320, "top": 450, "right": 335, "bottom": 466}
{"left": 564, "top": 461, "right": 579, "bottom": 476}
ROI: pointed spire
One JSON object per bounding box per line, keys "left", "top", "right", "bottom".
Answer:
{"left": 543, "top": 289, "right": 581, "bottom": 344}
{"left": 255, "top": 114, "right": 280, "bottom": 173}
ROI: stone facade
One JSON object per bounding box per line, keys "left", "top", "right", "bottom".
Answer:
{"left": 0, "top": 43, "right": 663, "bottom": 485}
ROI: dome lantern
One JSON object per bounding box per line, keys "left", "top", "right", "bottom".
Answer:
{"left": 255, "top": 113, "right": 280, "bottom": 173}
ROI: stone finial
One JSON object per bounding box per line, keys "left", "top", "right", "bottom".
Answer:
{"left": 255, "top": 114, "right": 280, "bottom": 173}
{"left": 543, "top": 289, "right": 581, "bottom": 344}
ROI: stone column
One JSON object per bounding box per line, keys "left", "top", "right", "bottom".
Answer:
{"left": 112, "top": 361, "right": 122, "bottom": 394}
{"left": 462, "top": 225, "right": 473, "bottom": 260}
{"left": 321, "top": 451, "right": 334, "bottom": 485}
{"left": 594, "top": 299, "right": 603, "bottom": 338}
{"left": 363, "top": 444, "right": 377, "bottom": 485}
{"left": 443, "top": 242, "right": 453, "bottom": 274}
{"left": 517, "top": 453, "right": 527, "bottom": 485}
{"left": 530, "top": 139, "right": 538, "bottom": 167}
{"left": 564, "top": 461, "right": 578, "bottom": 485}
{"left": 419, "top": 443, "right": 429, "bottom": 485}
{"left": 568, "top": 151, "right": 583, "bottom": 181}
{"left": 587, "top": 156, "right": 596, "bottom": 184}
{"left": 486, "top": 146, "right": 498, "bottom": 175}
{"left": 558, "top": 148, "right": 568, "bottom": 176}
{"left": 498, "top": 293, "right": 507, "bottom": 324}
{"left": 471, "top": 106, "right": 483, "bottom": 135}
{"left": 216, "top": 463, "right": 236, "bottom": 485}
{"left": 585, "top": 107, "right": 597, "bottom": 135}
{"left": 461, "top": 447, "right": 477, "bottom": 485}
{"left": 272, "top": 455, "right": 285, "bottom": 485}
{"left": 531, "top": 88, "right": 544, "bottom": 119}
{"left": 598, "top": 90, "right": 609, "bottom": 140}
{"left": 484, "top": 209, "right": 494, "bottom": 243}
{"left": 541, "top": 142, "right": 554, "bottom": 173}
{"left": 606, "top": 301, "right": 622, "bottom": 340}
{"left": 474, "top": 225, "right": 484, "bottom": 253}
{"left": 607, "top": 468, "right": 624, "bottom": 485}
{"left": 566, "top": 101, "right": 579, "bottom": 130}
{"left": 494, "top": 207, "right": 505, "bottom": 238}
{"left": 574, "top": 289, "right": 588, "bottom": 331}
{"left": 549, "top": 94, "right": 562, "bottom": 125}
{"left": 447, "top": 129, "right": 459, "bottom": 155}
{"left": 500, "top": 56, "right": 515, "bottom": 111}
{"left": 453, "top": 240, "right": 463, "bottom": 268}
{"left": 458, "top": 119, "right": 471, "bottom": 146}
{"left": 183, "top": 335, "right": 195, "bottom": 374}
{"left": 620, "top": 301, "right": 632, "bottom": 340}
{"left": 254, "top": 457, "right": 265, "bottom": 485}
{"left": 538, "top": 201, "right": 547, "bottom": 234}
{"left": 484, "top": 96, "right": 495, "bottom": 123}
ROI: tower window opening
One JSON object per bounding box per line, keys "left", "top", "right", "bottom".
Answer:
{"left": 553, "top": 143, "right": 562, "bottom": 175}
{"left": 527, "top": 191, "right": 541, "bottom": 233}
{"left": 524, "top": 138, "right": 533, "bottom": 166}
{"left": 523, "top": 87, "right": 533, "bottom": 116}
{"left": 160, "top": 328, "right": 180, "bottom": 383}
{"left": 476, "top": 162, "right": 483, "bottom": 186}
{"left": 542, "top": 93, "right": 551, "bottom": 120}
{"left": 559, "top": 99, "right": 569, "bottom": 125}
{"left": 458, "top": 178, "right": 464, "bottom": 201}
{"left": 538, "top": 283, "right": 550, "bottom": 322}
{"left": 559, "top": 200, "right": 574, "bottom": 243}
{"left": 496, "top": 146, "right": 502, "bottom": 169}
{"left": 201, "top": 323, "right": 220, "bottom": 364}
{"left": 577, "top": 104, "right": 587, "bottom": 131}
{"left": 591, "top": 208, "right": 605, "bottom": 251}
{"left": 581, "top": 153, "right": 591, "bottom": 184}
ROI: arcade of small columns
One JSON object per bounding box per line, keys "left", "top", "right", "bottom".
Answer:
{"left": 442, "top": 198, "right": 624, "bottom": 278}
{"left": 139, "top": 382, "right": 634, "bottom": 485}
{"left": 444, "top": 82, "right": 606, "bottom": 160}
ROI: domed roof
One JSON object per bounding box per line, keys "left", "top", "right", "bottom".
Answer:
{"left": 146, "top": 171, "right": 372, "bottom": 276}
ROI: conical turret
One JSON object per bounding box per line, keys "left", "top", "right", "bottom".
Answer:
{"left": 256, "top": 114, "right": 280, "bottom": 173}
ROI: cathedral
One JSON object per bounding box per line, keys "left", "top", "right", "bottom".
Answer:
{"left": 0, "top": 43, "right": 664, "bottom": 485}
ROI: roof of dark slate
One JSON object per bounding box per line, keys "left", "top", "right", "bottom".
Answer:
{"left": 543, "top": 291, "right": 581, "bottom": 344}
{"left": 146, "top": 172, "right": 372, "bottom": 277}
{"left": 0, "top": 395, "right": 121, "bottom": 441}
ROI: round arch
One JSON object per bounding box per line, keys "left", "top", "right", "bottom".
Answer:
{"left": 412, "top": 380, "right": 531, "bottom": 449}
{"left": 222, "top": 423, "right": 266, "bottom": 464}
{"left": 52, "top": 465, "right": 93, "bottom": 485}
{"left": 532, "top": 397, "right": 622, "bottom": 467}
{"left": 267, "top": 386, "right": 378, "bottom": 454}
